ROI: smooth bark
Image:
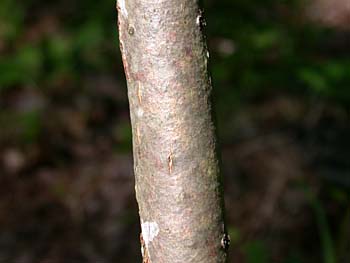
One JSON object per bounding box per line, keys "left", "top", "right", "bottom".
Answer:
{"left": 117, "top": 0, "right": 228, "bottom": 262}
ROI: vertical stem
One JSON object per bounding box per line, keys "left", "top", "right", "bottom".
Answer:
{"left": 117, "top": 0, "right": 228, "bottom": 262}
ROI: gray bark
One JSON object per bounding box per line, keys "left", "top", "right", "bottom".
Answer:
{"left": 117, "top": 0, "right": 228, "bottom": 262}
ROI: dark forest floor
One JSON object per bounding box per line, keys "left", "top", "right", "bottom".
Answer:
{"left": 1, "top": 83, "right": 350, "bottom": 262}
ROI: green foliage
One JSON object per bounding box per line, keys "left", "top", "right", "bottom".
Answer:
{"left": 305, "top": 188, "right": 336, "bottom": 263}
{"left": 283, "top": 254, "right": 304, "bottom": 263}
{"left": 45, "top": 36, "right": 73, "bottom": 74}
{"left": 228, "top": 226, "right": 241, "bottom": 245}
{"left": 204, "top": 0, "right": 350, "bottom": 104}
{"left": 298, "top": 60, "right": 350, "bottom": 100}
{"left": 74, "top": 22, "right": 105, "bottom": 66}
{"left": 0, "top": 0, "right": 24, "bottom": 41}
{"left": 0, "top": 45, "right": 43, "bottom": 88}
{"left": 299, "top": 67, "right": 329, "bottom": 93}
{"left": 1, "top": 0, "right": 348, "bottom": 104}
{"left": 243, "top": 240, "right": 270, "bottom": 263}
{"left": 113, "top": 122, "right": 132, "bottom": 152}
{"left": 0, "top": 110, "right": 42, "bottom": 144}
{"left": 19, "top": 110, "right": 42, "bottom": 143}
{"left": 0, "top": 0, "right": 117, "bottom": 90}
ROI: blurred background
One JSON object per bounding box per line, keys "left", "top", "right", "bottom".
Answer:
{"left": 0, "top": 0, "right": 350, "bottom": 262}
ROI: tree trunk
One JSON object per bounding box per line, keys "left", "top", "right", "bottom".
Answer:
{"left": 117, "top": 0, "right": 228, "bottom": 262}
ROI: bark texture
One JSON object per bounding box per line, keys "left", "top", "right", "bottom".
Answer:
{"left": 117, "top": 0, "right": 227, "bottom": 262}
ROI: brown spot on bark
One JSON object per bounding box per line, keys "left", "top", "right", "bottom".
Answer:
{"left": 136, "top": 125, "right": 141, "bottom": 144}
{"left": 140, "top": 233, "right": 151, "bottom": 263}
{"left": 128, "top": 26, "right": 135, "bottom": 35}
{"left": 167, "top": 149, "right": 174, "bottom": 174}
{"left": 167, "top": 31, "right": 177, "bottom": 42}
{"left": 119, "top": 42, "right": 131, "bottom": 80}
{"left": 133, "top": 70, "right": 148, "bottom": 82}
{"left": 185, "top": 46, "right": 193, "bottom": 57}
{"left": 137, "top": 83, "right": 142, "bottom": 104}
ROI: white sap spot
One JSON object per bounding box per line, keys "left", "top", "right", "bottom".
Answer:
{"left": 118, "top": 0, "right": 128, "bottom": 17}
{"left": 140, "top": 245, "right": 145, "bottom": 257}
{"left": 196, "top": 15, "right": 201, "bottom": 25}
{"left": 206, "top": 51, "right": 210, "bottom": 58}
{"left": 141, "top": 221, "right": 159, "bottom": 246}
{"left": 136, "top": 108, "right": 144, "bottom": 118}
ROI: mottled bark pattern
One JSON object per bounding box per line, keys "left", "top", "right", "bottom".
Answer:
{"left": 117, "top": 0, "right": 227, "bottom": 262}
